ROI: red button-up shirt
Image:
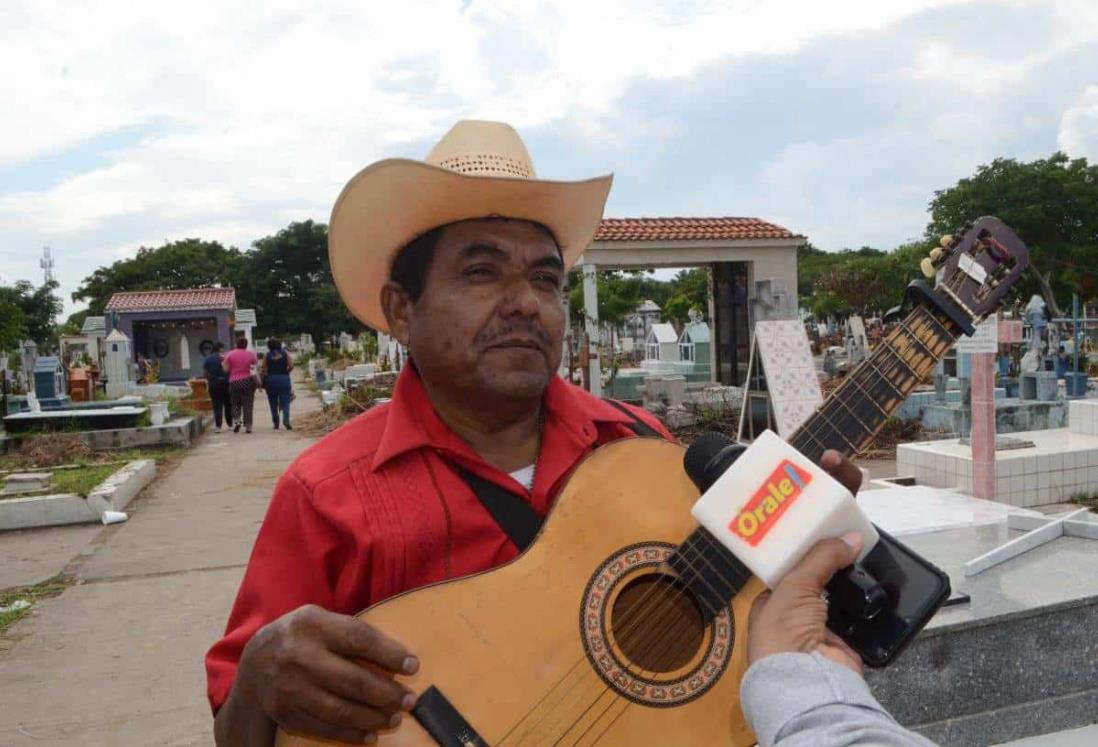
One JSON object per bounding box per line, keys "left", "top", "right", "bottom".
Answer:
{"left": 205, "top": 366, "right": 672, "bottom": 713}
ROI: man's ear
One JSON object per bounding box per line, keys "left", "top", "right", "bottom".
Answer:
{"left": 380, "top": 282, "right": 413, "bottom": 345}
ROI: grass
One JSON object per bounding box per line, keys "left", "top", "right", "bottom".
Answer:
{"left": 50, "top": 463, "right": 121, "bottom": 496}
{"left": 0, "top": 575, "right": 72, "bottom": 636}
{"left": 1071, "top": 492, "right": 1098, "bottom": 512}
{"left": 0, "top": 441, "right": 182, "bottom": 474}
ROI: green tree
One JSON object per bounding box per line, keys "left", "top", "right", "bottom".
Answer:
{"left": 0, "top": 290, "right": 27, "bottom": 351}
{"left": 2, "top": 280, "right": 62, "bottom": 347}
{"left": 236, "top": 220, "right": 362, "bottom": 343}
{"left": 927, "top": 152, "right": 1098, "bottom": 309}
{"left": 663, "top": 294, "right": 693, "bottom": 325}
{"left": 666, "top": 268, "right": 709, "bottom": 316}
{"left": 72, "top": 239, "right": 246, "bottom": 314}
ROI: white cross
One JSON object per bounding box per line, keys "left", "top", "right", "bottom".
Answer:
{"left": 964, "top": 508, "right": 1098, "bottom": 576}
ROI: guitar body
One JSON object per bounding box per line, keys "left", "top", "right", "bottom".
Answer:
{"left": 279, "top": 438, "right": 764, "bottom": 746}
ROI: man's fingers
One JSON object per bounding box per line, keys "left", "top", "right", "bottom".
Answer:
{"left": 748, "top": 590, "right": 772, "bottom": 630}
{"left": 313, "top": 612, "right": 418, "bottom": 674}
{"left": 784, "top": 536, "right": 862, "bottom": 591}
{"left": 820, "top": 450, "right": 863, "bottom": 496}
{"left": 282, "top": 702, "right": 379, "bottom": 745}
{"left": 295, "top": 683, "right": 400, "bottom": 736}
{"left": 310, "top": 649, "right": 416, "bottom": 713}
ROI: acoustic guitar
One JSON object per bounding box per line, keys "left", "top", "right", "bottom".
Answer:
{"left": 279, "top": 217, "right": 1030, "bottom": 746}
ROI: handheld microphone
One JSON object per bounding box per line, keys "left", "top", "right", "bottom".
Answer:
{"left": 684, "top": 431, "right": 886, "bottom": 620}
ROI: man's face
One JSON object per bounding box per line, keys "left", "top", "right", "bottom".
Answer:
{"left": 384, "top": 219, "right": 566, "bottom": 402}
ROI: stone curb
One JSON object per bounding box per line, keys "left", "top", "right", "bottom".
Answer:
{"left": 0, "top": 460, "right": 156, "bottom": 531}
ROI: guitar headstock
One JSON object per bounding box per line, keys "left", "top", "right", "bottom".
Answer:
{"left": 921, "top": 216, "right": 1030, "bottom": 324}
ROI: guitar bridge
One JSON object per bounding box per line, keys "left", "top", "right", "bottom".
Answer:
{"left": 412, "top": 685, "right": 489, "bottom": 747}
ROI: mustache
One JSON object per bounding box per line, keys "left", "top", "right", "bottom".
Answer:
{"left": 475, "top": 321, "right": 554, "bottom": 350}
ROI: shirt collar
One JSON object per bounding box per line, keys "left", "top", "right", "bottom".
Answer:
{"left": 370, "top": 364, "right": 636, "bottom": 473}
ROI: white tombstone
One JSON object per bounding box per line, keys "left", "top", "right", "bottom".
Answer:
{"left": 20, "top": 340, "right": 37, "bottom": 388}
{"left": 105, "top": 329, "right": 134, "bottom": 399}
{"left": 846, "top": 315, "right": 868, "bottom": 365}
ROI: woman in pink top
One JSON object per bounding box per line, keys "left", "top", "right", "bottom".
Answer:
{"left": 222, "top": 337, "right": 259, "bottom": 433}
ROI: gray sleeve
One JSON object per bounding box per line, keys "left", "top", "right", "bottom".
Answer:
{"left": 740, "top": 652, "right": 938, "bottom": 747}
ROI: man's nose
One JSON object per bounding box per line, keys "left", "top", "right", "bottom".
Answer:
{"left": 498, "top": 276, "right": 541, "bottom": 317}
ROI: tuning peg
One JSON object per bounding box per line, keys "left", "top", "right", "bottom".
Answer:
{"left": 920, "top": 257, "right": 937, "bottom": 279}
{"left": 929, "top": 247, "right": 944, "bottom": 262}
{"left": 939, "top": 234, "right": 953, "bottom": 248}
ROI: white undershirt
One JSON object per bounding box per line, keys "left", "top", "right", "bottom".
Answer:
{"left": 509, "top": 464, "right": 536, "bottom": 491}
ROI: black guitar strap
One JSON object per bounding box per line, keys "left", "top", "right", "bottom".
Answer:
{"left": 454, "top": 399, "right": 662, "bottom": 551}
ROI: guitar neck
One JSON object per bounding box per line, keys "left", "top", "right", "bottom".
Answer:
{"left": 789, "top": 303, "right": 962, "bottom": 462}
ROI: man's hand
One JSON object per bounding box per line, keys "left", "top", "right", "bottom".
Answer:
{"left": 820, "top": 449, "right": 862, "bottom": 496}
{"left": 746, "top": 450, "right": 866, "bottom": 675}
{"left": 221, "top": 605, "right": 419, "bottom": 745}
{"left": 747, "top": 534, "right": 865, "bottom": 675}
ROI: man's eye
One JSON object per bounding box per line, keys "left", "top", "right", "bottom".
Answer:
{"left": 534, "top": 272, "right": 562, "bottom": 288}
{"left": 463, "top": 265, "right": 495, "bottom": 279}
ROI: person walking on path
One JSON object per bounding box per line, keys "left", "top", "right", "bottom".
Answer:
{"left": 203, "top": 342, "right": 233, "bottom": 432}
{"left": 259, "top": 338, "right": 294, "bottom": 430}
{"left": 223, "top": 337, "right": 258, "bottom": 434}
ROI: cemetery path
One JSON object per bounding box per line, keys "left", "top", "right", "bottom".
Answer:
{"left": 0, "top": 371, "right": 324, "bottom": 746}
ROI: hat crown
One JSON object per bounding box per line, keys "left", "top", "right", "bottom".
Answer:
{"left": 425, "top": 120, "right": 537, "bottom": 180}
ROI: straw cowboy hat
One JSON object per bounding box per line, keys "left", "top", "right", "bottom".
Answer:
{"left": 328, "top": 120, "right": 613, "bottom": 332}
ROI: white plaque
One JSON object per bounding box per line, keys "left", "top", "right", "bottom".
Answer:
{"left": 955, "top": 319, "right": 998, "bottom": 354}
{"left": 754, "top": 320, "right": 823, "bottom": 437}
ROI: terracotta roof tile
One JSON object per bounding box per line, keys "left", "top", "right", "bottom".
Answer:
{"left": 595, "top": 217, "right": 799, "bottom": 242}
{"left": 104, "top": 288, "right": 236, "bottom": 313}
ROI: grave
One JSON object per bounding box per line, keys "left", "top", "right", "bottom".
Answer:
{"left": 0, "top": 460, "right": 156, "bottom": 530}
{"left": 10, "top": 395, "right": 143, "bottom": 413}
{"left": 2, "top": 472, "right": 53, "bottom": 497}
{"left": 2, "top": 405, "right": 149, "bottom": 434}
{"left": 898, "top": 399, "right": 1098, "bottom": 507}
{"left": 32, "top": 356, "right": 71, "bottom": 409}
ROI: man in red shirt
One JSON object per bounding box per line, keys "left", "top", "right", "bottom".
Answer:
{"left": 208, "top": 121, "right": 861, "bottom": 745}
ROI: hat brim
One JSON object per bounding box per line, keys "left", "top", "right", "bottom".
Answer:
{"left": 329, "top": 159, "right": 613, "bottom": 333}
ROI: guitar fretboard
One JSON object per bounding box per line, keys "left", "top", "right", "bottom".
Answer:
{"left": 789, "top": 303, "right": 961, "bottom": 463}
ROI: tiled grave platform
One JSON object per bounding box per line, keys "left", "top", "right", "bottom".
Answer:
{"left": 897, "top": 399, "right": 1098, "bottom": 507}
{"left": 918, "top": 398, "right": 1066, "bottom": 436}
{"left": 861, "top": 485, "right": 1098, "bottom": 745}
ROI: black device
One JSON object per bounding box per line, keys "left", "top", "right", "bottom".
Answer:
{"left": 684, "top": 433, "right": 951, "bottom": 667}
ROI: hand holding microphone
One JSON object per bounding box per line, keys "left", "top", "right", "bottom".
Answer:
{"left": 747, "top": 533, "right": 866, "bottom": 675}
{"left": 685, "top": 431, "right": 950, "bottom": 668}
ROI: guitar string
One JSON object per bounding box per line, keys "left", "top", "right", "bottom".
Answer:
{"left": 540, "top": 538, "right": 736, "bottom": 747}
{"left": 507, "top": 305, "right": 959, "bottom": 745}
{"left": 500, "top": 530, "right": 728, "bottom": 746}
{"left": 527, "top": 530, "right": 744, "bottom": 747}
{"left": 549, "top": 529, "right": 750, "bottom": 746}
{"left": 501, "top": 528, "right": 738, "bottom": 747}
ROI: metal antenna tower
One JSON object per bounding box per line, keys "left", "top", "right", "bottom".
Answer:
{"left": 40, "top": 246, "right": 56, "bottom": 285}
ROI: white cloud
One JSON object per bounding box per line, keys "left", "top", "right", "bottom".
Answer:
{"left": 1059, "top": 85, "right": 1098, "bottom": 160}
{"left": 0, "top": 0, "right": 1093, "bottom": 313}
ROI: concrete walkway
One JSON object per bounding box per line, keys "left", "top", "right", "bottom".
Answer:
{"left": 0, "top": 375, "right": 322, "bottom": 746}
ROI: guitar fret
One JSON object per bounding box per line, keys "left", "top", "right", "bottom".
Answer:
{"left": 861, "top": 355, "right": 907, "bottom": 401}
{"left": 789, "top": 303, "right": 967, "bottom": 462}
{"left": 877, "top": 342, "right": 921, "bottom": 381}
{"left": 845, "top": 372, "right": 892, "bottom": 421}
{"left": 897, "top": 319, "right": 937, "bottom": 361}
{"left": 810, "top": 405, "right": 860, "bottom": 454}
{"left": 830, "top": 391, "right": 875, "bottom": 443}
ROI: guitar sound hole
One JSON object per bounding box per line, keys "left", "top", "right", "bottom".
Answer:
{"left": 610, "top": 574, "right": 705, "bottom": 673}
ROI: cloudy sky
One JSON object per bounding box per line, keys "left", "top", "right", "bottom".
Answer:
{"left": 1, "top": 0, "right": 1096, "bottom": 314}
